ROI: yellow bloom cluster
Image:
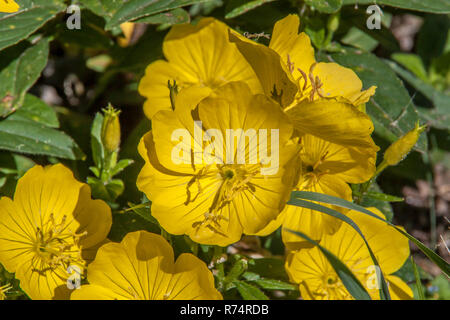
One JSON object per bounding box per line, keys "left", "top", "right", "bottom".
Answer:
{"left": 0, "top": 165, "right": 220, "bottom": 300}
{"left": 0, "top": 14, "right": 414, "bottom": 301}
{"left": 137, "top": 14, "right": 412, "bottom": 300}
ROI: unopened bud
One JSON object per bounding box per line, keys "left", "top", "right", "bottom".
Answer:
{"left": 327, "top": 13, "right": 340, "bottom": 33}
{"left": 101, "top": 104, "right": 121, "bottom": 153}
{"left": 383, "top": 122, "right": 426, "bottom": 166}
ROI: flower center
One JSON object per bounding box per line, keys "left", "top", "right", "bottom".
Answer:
{"left": 33, "top": 213, "right": 86, "bottom": 271}
{"left": 190, "top": 165, "right": 259, "bottom": 234}
{"left": 223, "top": 169, "right": 235, "bottom": 179}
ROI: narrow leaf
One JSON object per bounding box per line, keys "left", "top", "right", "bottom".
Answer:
{"left": 234, "top": 281, "right": 269, "bottom": 300}
{"left": 291, "top": 191, "right": 450, "bottom": 277}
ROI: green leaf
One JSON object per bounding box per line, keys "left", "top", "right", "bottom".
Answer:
{"left": 57, "top": 10, "right": 114, "bottom": 49}
{"left": 90, "top": 113, "right": 105, "bottom": 169}
{"left": 359, "top": 182, "right": 394, "bottom": 221}
{"left": 7, "top": 94, "right": 59, "bottom": 128}
{"left": 304, "top": 16, "right": 327, "bottom": 49}
{"left": 417, "top": 15, "right": 449, "bottom": 67}
{"left": 87, "top": 177, "right": 124, "bottom": 202}
{"left": 247, "top": 258, "right": 289, "bottom": 281}
{"left": 287, "top": 196, "right": 391, "bottom": 300}
{"left": 354, "top": 190, "right": 404, "bottom": 203}
{"left": 134, "top": 8, "right": 190, "bottom": 26}
{"left": 342, "top": 0, "right": 450, "bottom": 14}
{"left": 225, "top": 0, "right": 277, "bottom": 19}
{"left": 386, "top": 59, "right": 450, "bottom": 116}
{"left": 0, "top": 117, "right": 85, "bottom": 160}
{"left": 109, "top": 28, "right": 165, "bottom": 75}
{"left": 124, "top": 202, "right": 158, "bottom": 225}
{"left": 430, "top": 274, "right": 450, "bottom": 300}
{"left": 234, "top": 281, "right": 269, "bottom": 300}
{"left": 79, "top": 0, "right": 123, "bottom": 22}
{"left": 110, "top": 159, "right": 134, "bottom": 176}
{"left": 285, "top": 229, "right": 371, "bottom": 300}
{"left": 319, "top": 48, "right": 427, "bottom": 152}
{"left": 105, "top": 0, "right": 206, "bottom": 30}
{"left": 225, "top": 259, "right": 249, "bottom": 285}
{"left": 391, "top": 53, "right": 428, "bottom": 82}
{"left": 341, "top": 27, "right": 379, "bottom": 52}
{"left": 253, "top": 278, "right": 297, "bottom": 291}
{"left": 0, "top": 37, "right": 50, "bottom": 117}
{"left": 0, "top": 0, "right": 65, "bottom": 51}
{"left": 291, "top": 191, "right": 450, "bottom": 278}
{"left": 305, "top": 0, "right": 343, "bottom": 13}
{"left": 242, "top": 271, "right": 261, "bottom": 281}
{"left": 341, "top": 8, "right": 399, "bottom": 52}
{"left": 108, "top": 211, "right": 161, "bottom": 242}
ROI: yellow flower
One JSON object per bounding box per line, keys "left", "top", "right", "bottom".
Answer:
{"left": 0, "top": 0, "right": 19, "bottom": 13}
{"left": 0, "top": 283, "right": 12, "bottom": 300}
{"left": 229, "top": 14, "right": 378, "bottom": 151}
{"left": 71, "top": 231, "right": 222, "bottom": 300}
{"left": 285, "top": 207, "right": 413, "bottom": 300}
{"left": 258, "top": 134, "right": 376, "bottom": 247}
{"left": 0, "top": 164, "right": 112, "bottom": 300}
{"left": 138, "top": 17, "right": 262, "bottom": 119}
{"left": 137, "top": 82, "right": 300, "bottom": 246}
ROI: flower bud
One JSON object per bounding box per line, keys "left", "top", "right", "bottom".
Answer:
{"left": 101, "top": 104, "right": 121, "bottom": 153}
{"left": 327, "top": 13, "right": 340, "bottom": 34}
{"left": 383, "top": 122, "right": 426, "bottom": 166}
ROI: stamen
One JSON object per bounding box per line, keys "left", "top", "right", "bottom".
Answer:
{"left": 297, "top": 68, "right": 308, "bottom": 91}
{"left": 287, "top": 54, "right": 295, "bottom": 74}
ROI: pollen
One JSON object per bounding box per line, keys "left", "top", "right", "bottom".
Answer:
{"left": 32, "top": 213, "right": 86, "bottom": 271}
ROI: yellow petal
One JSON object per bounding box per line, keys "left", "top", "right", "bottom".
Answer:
{"left": 302, "top": 134, "right": 376, "bottom": 184}
{"left": 16, "top": 263, "right": 71, "bottom": 300}
{"left": 0, "top": 197, "right": 35, "bottom": 273}
{"left": 138, "top": 82, "right": 301, "bottom": 245}
{"left": 71, "top": 284, "right": 124, "bottom": 300}
{"left": 171, "top": 253, "right": 222, "bottom": 300}
{"left": 229, "top": 31, "right": 298, "bottom": 107}
{"left": 346, "top": 208, "right": 410, "bottom": 275}
{"left": 73, "top": 185, "right": 112, "bottom": 249}
{"left": 139, "top": 18, "right": 262, "bottom": 119}
{"left": 13, "top": 164, "right": 83, "bottom": 230}
{"left": 73, "top": 231, "right": 221, "bottom": 300}
{"left": 286, "top": 100, "right": 379, "bottom": 151}
{"left": 0, "top": 0, "right": 19, "bottom": 13}
{"left": 313, "top": 62, "right": 376, "bottom": 105}
{"left": 286, "top": 247, "right": 352, "bottom": 300}
{"left": 386, "top": 275, "right": 414, "bottom": 300}
{"left": 269, "top": 14, "right": 316, "bottom": 83}
{"left": 139, "top": 60, "right": 182, "bottom": 119}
